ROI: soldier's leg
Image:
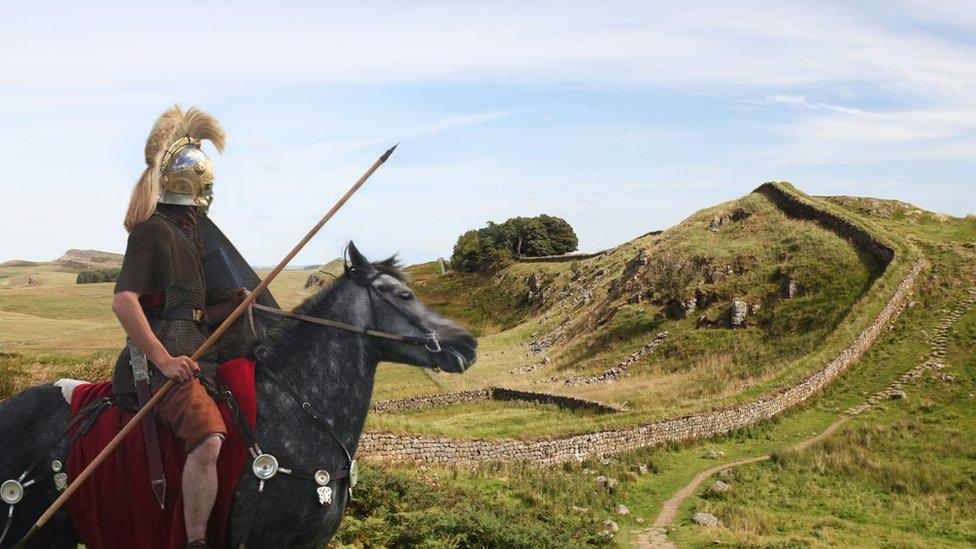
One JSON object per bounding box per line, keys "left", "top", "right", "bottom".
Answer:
{"left": 183, "top": 435, "right": 222, "bottom": 543}
{"left": 155, "top": 379, "right": 226, "bottom": 545}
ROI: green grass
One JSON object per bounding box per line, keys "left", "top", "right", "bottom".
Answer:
{"left": 370, "top": 185, "right": 913, "bottom": 438}
{"left": 666, "top": 253, "right": 976, "bottom": 547}
{"left": 2, "top": 186, "right": 974, "bottom": 547}
{"left": 337, "top": 229, "right": 974, "bottom": 548}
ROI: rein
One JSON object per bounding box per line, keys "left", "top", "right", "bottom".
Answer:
{"left": 251, "top": 303, "right": 440, "bottom": 351}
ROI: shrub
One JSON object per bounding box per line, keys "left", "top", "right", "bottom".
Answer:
{"left": 76, "top": 267, "right": 121, "bottom": 284}
{"left": 450, "top": 215, "right": 578, "bottom": 273}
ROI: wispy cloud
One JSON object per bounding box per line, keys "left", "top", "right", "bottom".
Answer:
{"left": 1, "top": 1, "right": 974, "bottom": 263}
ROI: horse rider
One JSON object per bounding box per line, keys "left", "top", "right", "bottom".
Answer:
{"left": 112, "top": 105, "right": 244, "bottom": 548}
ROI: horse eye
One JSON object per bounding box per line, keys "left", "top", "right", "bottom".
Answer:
{"left": 398, "top": 291, "right": 414, "bottom": 301}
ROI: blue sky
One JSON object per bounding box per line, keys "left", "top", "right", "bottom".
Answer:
{"left": 1, "top": 1, "right": 973, "bottom": 265}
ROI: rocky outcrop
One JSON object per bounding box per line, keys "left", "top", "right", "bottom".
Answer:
{"left": 707, "top": 208, "right": 751, "bottom": 231}
{"left": 729, "top": 300, "right": 749, "bottom": 328}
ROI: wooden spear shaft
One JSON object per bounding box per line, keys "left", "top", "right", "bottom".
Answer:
{"left": 17, "top": 144, "right": 397, "bottom": 546}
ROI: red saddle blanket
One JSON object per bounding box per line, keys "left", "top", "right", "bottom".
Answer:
{"left": 67, "top": 357, "right": 257, "bottom": 549}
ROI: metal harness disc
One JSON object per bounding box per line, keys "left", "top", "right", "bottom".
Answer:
{"left": 252, "top": 454, "right": 279, "bottom": 480}
{"left": 314, "top": 470, "right": 331, "bottom": 486}
{"left": 1, "top": 480, "right": 23, "bottom": 505}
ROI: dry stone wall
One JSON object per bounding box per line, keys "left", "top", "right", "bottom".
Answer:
{"left": 359, "top": 185, "right": 923, "bottom": 465}
{"left": 756, "top": 182, "right": 895, "bottom": 265}
{"left": 370, "top": 387, "right": 625, "bottom": 414}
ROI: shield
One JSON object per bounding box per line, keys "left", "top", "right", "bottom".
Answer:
{"left": 201, "top": 216, "right": 280, "bottom": 347}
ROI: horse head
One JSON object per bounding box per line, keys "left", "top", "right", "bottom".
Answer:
{"left": 341, "top": 241, "right": 477, "bottom": 373}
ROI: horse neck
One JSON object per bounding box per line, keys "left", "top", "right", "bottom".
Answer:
{"left": 258, "top": 281, "right": 379, "bottom": 459}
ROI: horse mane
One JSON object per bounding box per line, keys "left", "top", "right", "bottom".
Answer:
{"left": 369, "top": 255, "right": 408, "bottom": 283}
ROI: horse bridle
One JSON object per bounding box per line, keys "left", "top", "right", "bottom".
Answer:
{"left": 251, "top": 269, "right": 443, "bottom": 355}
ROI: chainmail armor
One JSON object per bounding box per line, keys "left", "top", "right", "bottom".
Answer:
{"left": 113, "top": 207, "right": 222, "bottom": 398}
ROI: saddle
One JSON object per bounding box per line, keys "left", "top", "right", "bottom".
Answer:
{"left": 65, "top": 357, "right": 258, "bottom": 549}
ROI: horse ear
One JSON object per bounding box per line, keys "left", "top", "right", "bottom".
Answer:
{"left": 346, "top": 241, "right": 372, "bottom": 276}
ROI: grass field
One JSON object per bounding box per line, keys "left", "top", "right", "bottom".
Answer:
{"left": 0, "top": 185, "right": 933, "bottom": 440}
{"left": 2, "top": 186, "right": 973, "bottom": 547}
{"left": 335, "top": 219, "right": 976, "bottom": 547}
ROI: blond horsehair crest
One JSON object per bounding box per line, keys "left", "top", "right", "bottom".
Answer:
{"left": 144, "top": 105, "right": 226, "bottom": 209}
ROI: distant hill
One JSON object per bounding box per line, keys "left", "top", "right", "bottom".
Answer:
{"left": 2, "top": 249, "right": 124, "bottom": 272}
{"left": 305, "top": 259, "right": 346, "bottom": 288}
{"left": 54, "top": 249, "right": 124, "bottom": 271}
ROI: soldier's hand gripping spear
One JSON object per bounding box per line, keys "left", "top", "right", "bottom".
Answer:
{"left": 15, "top": 144, "right": 398, "bottom": 548}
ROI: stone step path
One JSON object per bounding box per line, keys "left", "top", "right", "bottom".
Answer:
{"left": 633, "top": 287, "right": 975, "bottom": 548}
{"left": 848, "top": 288, "right": 975, "bottom": 416}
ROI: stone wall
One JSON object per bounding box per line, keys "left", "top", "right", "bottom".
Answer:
{"left": 370, "top": 387, "right": 625, "bottom": 414}
{"left": 359, "top": 184, "right": 923, "bottom": 465}
{"left": 370, "top": 389, "right": 492, "bottom": 413}
{"left": 756, "top": 182, "right": 895, "bottom": 265}
{"left": 516, "top": 251, "right": 608, "bottom": 263}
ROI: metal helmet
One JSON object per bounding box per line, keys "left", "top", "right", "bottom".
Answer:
{"left": 159, "top": 136, "right": 216, "bottom": 209}
{"left": 141, "top": 105, "right": 225, "bottom": 215}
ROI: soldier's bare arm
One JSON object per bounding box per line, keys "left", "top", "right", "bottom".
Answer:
{"left": 112, "top": 291, "right": 200, "bottom": 382}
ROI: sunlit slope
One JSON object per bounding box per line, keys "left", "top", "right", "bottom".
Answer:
{"left": 368, "top": 183, "right": 919, "bottom": 438}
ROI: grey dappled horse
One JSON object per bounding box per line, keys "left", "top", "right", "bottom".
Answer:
{"left": 0, "top": 243, "right": 477, "bottom": 548}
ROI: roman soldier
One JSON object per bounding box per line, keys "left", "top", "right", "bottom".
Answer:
{"left": 112, "top": 105, "right": 275, "bottom": 548}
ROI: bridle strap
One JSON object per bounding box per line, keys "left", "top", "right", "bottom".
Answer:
{"left": 251, "top": 303, "right": 431, "bottom": 346}
{"left": 256, "top": 365, "right": 355, "bottom": 464}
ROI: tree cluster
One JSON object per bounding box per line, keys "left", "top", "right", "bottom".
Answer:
{"left": 450, "top": 215, "right": 578, "bottom": 273}
{"left": 76, "top": 267, "right": 121, "bottom": 284}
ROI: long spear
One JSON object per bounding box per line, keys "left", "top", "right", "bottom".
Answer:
{"left": 16, "top": 144, "right": 398, "bottom": 547}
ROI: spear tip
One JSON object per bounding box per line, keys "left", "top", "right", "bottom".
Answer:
{"left": 381, "top": 143, "right": 398, "bottom": 162}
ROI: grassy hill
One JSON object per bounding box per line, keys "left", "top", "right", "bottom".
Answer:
{"left": 1, "top": 183, "right": 973, "bottom": 546}
{"left": 0, "top": 184, "right": 927, "bottom": 437}
{"left": 367, "top": 183, "right": 911, "bottom": 439}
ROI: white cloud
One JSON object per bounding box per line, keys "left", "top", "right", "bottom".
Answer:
{"left": 1, "top": 2, "right": 974, "bottom": 97}
{"left": 1, "top": 1, "right": 974, "bottom": 263}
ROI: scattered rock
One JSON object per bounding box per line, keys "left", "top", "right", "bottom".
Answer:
{"left": 729, "top": 300, "right": 749, "bottom": 328}
{"left": 890, "top": 390, "right": 907, "bottom": 400}
{"left": 705, "top": 449, "right": 721, "bottom": 459}
{"left": 637, "top": 464, "right": 649, "bottom": 475}
{"left": 615, "top": 504, "right": 630, "bottom": 515}
{"left": 606, "top": 478, "right": 619, "bottom": 490}
{"left": 940, "top": 374, "right": 955, "bottom": 382}
{"left": 595, "top": 475, "right": 607, "bottom": 487}
{"left": 571, "top": 505, "right": 588, "bottom": 513}
{"left": 785, "top": 278, "right": 799, "bottom": 298}
{"left": 603, "top": 520, "right": 620, "bottom": 534}
{"left": 709, "top": 480, "right": 732, "bottom": 494}
{"left": 692, "top": 512, "right": 719, "bottom": 527}
{"left": 707, "top": 208, "right": 751, "bottom": 231}
{"left": 718, "top": 468, "right": 733, "bottom": 479}
{"left": 636, "top": 517, "right": 645, "bottom": 524}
